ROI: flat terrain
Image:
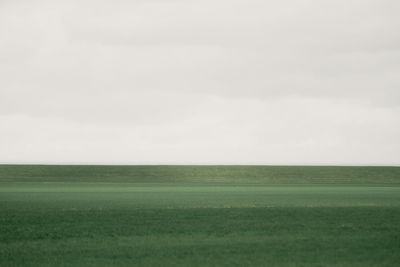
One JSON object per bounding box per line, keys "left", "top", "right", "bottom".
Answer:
{"left": 1, "top": 165, "right": 400, "bottom": 266}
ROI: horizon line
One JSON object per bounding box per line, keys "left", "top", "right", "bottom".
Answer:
{"left": 0, "top": 162, "right": 399, "bottom": 167}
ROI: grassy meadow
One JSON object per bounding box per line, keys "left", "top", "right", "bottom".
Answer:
{"left": 1, "top": 165, "right": 400, "bottom": 266}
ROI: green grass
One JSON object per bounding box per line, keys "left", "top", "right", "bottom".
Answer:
{"left": 1, "top": 165, "right": 399, "bottom": 184}
{"left": 1, "top": 165, "right": 400, "bottom": 266}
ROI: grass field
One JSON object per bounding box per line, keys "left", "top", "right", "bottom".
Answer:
{"left": 1, "top": 165, "right": 400, "bottom": 266}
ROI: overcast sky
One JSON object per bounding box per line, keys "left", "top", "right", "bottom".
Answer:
{"left": 1, "top": 0, "right": 399, "bottom": 165}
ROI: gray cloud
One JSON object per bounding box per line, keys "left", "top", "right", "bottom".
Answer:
{"left": 0, "top": 0, "right": 399, "bottom": 164}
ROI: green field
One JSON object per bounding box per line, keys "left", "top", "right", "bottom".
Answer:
{"left": 1, "top": 165, "right": 400, "bottom": 266}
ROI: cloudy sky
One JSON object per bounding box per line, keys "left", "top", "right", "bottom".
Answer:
{"left": 1, "top": 0, "right": 399, "bottom": 165}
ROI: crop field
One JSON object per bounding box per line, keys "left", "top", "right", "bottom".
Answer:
{"left": 1, "top": 165, "right": 400, "bottom": 266}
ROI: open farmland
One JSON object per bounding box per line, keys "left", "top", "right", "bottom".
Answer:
{"left": 1, "top": 165, "right": 400, "bottom": 266}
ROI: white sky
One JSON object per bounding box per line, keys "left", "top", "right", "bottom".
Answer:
{"left": 1, "top": 0, "right": 399, "bottom": 165}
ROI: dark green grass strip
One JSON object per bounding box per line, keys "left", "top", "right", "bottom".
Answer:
{"left": 1, "top": 206, "right": 400, "bottom": 266}
{"left": 0, "top": 165, "right": 399, "bottom": 184}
